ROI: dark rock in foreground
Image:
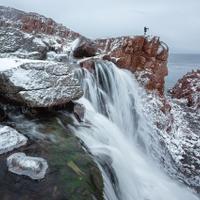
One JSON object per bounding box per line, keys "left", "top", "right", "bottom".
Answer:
{"left": 0, "top": 105, "right": 7, "bottom": 121}
{"left": 73, "top": 42, "right": 97, "bottom": 58}
{"left": 0, "top": 112, "right": 104, "bottom": 200}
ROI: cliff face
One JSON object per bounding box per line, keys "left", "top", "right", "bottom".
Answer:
{"left": 74, "top": 36, "right": 169, "bottom": 95}
{"left": 0, "top": 6, "right": 86, "bottom": 61}
{"left": 167, "top": 71, "right": 200, "bottom": 190}
{"left": 0, "top": 6, "right": 169, "bottom": 96}
{"left": 96, "top": 36, "right": 169, "bottom": 95}
{"left": 170, "top": 70, "right": 200, "bottom": 109}
{"left": 0, "top": 6, "right": 80, "bottom": 39}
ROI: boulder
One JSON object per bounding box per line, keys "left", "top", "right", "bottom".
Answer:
{"left": 79, "top": 59, "right": 95, "bottom": 72}
{"left": 0, "top": 105, "right": 7, "bottom": 121}
{"left": 73, "top": 103, "right": 85, "bottom": 122}
{"left": 0, "top": 125, "right": 27, "bottom": 154}
{"left": 0, "top": 58, "right": 83, "bottom": 107}
{"left": 7, "top": 152, "right": 48, "bottom": 180}
{"left": 73, "top": 42, "right": 97, "bottom": 58}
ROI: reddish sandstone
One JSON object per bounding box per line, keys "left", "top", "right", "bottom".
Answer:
{"left": 74, "top": 36, "right": 169, "bottom": 95}
{"left": 170, "top": 70, "right": 200, "bottom": 108}
{"left": 94, "top": 36, "right": 169, "bottom": 95}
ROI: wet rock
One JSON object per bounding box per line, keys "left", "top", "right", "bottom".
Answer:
{"left": 0, "top": 125, "right": 27, "bottom": 154}
{"left": 7, "top": 152, "right": 48, "bottom": 180}
{"left": 74, "top": 103, "right": 85, "bottom": 122}
{"left": 0, "top": 115, "right": 104, "bottom": 200}
{"left": 0, "top": 105, "right": 7, "bottom": 121}
{"left": 20, "top": 106, "right": 49, "bottom": 119}
{"left": 89, "top": 166, "right": 104, "bottom": 197}
{"left": 80, "top": 59, "right": 95, "bottom": 72}
{"left": 169, "top": 70, "right": 200, "bottom": 109}
{"left": 67, "top": 160, "right": 85, "bottom": 176}
{"left": 0, "top": 58, "right": 83, "bottom": 107}
{"left": 73, "top": 42, "right": 97, "bottom": 58}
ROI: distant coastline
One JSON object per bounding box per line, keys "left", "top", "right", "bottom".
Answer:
{"left": 166, "top": 53, "right": 200, "bottom": 90}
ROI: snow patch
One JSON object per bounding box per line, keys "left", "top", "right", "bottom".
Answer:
{"left": 0, "top": 58, "right": 25, "bottom": 71}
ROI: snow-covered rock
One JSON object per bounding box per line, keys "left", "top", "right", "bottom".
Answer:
{"left": 169, "top": 70, "right": 200, "bottom": 109}
{"left": 142, "top": 92, "right": 200, "bottom": 190}
{"left": 0, "top": 58, "right": 83, "bottom": 107}
{"left": 0, "top": 126, "right": 27, "bottom": 154}
{"left": 0, "top": 27, "right": 47, "bottom": 60}
{"left": 7, "top": 152, "right": 48, "bottom": 180}
{"left": 0, "top": 6, "right": 87, "bottom": 61}
{"left": 46, "top": 51, "right": 68, "bottom": 62}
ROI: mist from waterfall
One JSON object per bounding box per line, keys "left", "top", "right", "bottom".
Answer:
{"left": 70, "top": 60, "right": 198, "bottom": 200}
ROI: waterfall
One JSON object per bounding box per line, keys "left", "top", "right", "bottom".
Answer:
{"left": 71, "top": 60, "right": 198, "bottom": 200}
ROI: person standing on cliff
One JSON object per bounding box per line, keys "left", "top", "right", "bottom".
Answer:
{"left": 144, "top": 26, "right": 149, "bottom": 36}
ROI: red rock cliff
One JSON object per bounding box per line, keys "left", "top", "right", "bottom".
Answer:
{"left": 96, "top": 36, "right": 168, "bottom": 95}
{"left": 170, "top": 70, "right": 200, "bottom": 109}
{"left": 75, "top": 36, "right": 169, "bottom": 95}
{"left": 0, "top": 6, "right": 81, "bottom": 40}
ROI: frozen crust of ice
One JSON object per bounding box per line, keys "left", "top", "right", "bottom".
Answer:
{"left": 7, "top": 152, "right": 48, "bottom": 180}
{"left": 0, "top": 126, "right": 27, "bottom": 154}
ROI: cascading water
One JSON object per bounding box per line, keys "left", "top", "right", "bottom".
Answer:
{"left": 70, "top": 60, "right": 198, "bottom": 200}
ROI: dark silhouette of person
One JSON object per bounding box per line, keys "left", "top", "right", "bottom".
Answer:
{"left": 144, "top": 26, "right": 149, "bottom": 36}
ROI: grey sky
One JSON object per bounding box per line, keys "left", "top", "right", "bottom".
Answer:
{"left": 1, "top": 0, "right": 200, "bottom": 53}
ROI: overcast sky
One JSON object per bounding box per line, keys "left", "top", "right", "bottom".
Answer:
{"left": 1, "top": 0, "right": 200, "bottom": 53}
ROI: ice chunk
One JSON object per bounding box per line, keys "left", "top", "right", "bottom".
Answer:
{"left": 7, "top": 153, "right": 48, "bottom": 180}
{"left": 0, "top": 126, "right": 27, "bottom": 154}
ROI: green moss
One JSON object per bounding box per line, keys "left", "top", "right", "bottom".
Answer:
{"left": 39, "top": 117, "right": 104, "bottom": 200}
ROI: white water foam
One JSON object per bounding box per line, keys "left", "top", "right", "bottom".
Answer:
{"left": 71, "top": 60, "right": 199, "bottom": 200}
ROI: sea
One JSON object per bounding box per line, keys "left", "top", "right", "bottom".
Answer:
{"left": 165, "top": 54, "right": 200, "bottom": 90}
